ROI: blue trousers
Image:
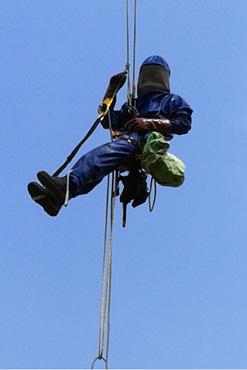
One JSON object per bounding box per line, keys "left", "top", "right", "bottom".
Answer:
{"left": 69, "top": 132, "right": 142, "bottom": 197}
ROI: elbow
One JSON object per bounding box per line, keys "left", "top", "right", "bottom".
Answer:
{"left": 180, "top": 123, "right": 192, "bottom": 135}
{"left": 170, "top": 120, "right": 192, "bottom": 135}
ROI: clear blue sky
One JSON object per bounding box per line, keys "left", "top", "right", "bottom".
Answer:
{"left": 1, "top": 0, "right": 247, "bottom": 368}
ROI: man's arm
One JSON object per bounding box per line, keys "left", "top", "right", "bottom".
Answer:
{"left": 169, "top": 109, "right": 192, "bottom": 135}
{"left": 168, "top": 95, "right": 192, "bottom": 135}
{"left": 124, "top": 116, "right": 172, "bottom": 135}
{"left": 125, "top": 94, "right": 192, "bottom": 136}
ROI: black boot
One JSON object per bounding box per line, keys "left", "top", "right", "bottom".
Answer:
{"left": 37, "top": 171, "right": 67, "bottom": 205}
{"left": 27, "top": 182, "right": 63, "bottom": 216}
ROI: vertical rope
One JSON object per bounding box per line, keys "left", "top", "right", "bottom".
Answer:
{"left": 126, "top": 0, "right": 137, "bottom": 105}
{"left": 105, "top": 171, "right": 117, "bottom": 365}
{"left": 91, "top": 174, "right": 110, "bottom": 369}
{"left": 132, "top": 0, "right": 137, "bottom": 100}
{"left": 91, "top": 1, "right": 138, "bottom": 367}
{"left": 97, "top": 175, "right": 110, "bottom": 359}
{"left": 126, "top": 0, "right": 131, "bottom": 106}
{"left": 91, "top": 111, "right": 116, "bottom": 370}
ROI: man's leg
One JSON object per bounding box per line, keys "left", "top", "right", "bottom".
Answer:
{"left": 28, "top": 135, "right": 140, "bottom": 215}
{"left": 69, "top": 136, "right": 138, "bottom": 197}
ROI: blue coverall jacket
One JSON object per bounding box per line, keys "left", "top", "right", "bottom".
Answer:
{"left": 69, "top": 91, "right": 193, "bottom": 197}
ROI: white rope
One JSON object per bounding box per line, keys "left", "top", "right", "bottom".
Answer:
{"left": 91, "top": 2, "right": 138, "bottom": 366}
{"left": 126, "top": 0, "right": 131, "bottom": 105}
{"left": 98, "top": 175, "right": 110, "bottom": 359}
{"left": 91, "top": 112, "right": 116, "bottom": 370}
{"left": 126, "top": 0, "right": 138, "bottom": 105}
{"left": 132, "top": 0, "right": 137, "bottom": 100}
{"left": 64, "top": 170, "right": 73, "bottom": 207}
{"left": 105, "top": 171, "right": 117, "bottom": 365}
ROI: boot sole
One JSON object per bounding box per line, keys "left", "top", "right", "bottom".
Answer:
{"left": 27, "top": 182, "right": 61, "bottom": 217}
{"left": 37, "top": 171, "right": 65, "bottom": 203}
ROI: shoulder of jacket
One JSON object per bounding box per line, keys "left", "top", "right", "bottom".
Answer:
{"left": 168, "top": 94, "right": 192, "bottom": 109}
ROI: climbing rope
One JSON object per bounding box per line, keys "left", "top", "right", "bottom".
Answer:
{"left": 91, "top": 2, "right": 138, "bottom": 368}
{"left": 91, "top": 173, "right": 116, "bottom": 369}
{"left": 132, "top": 0, "right": 137, "bottom": 100}
{"left": 90, "top": 174, "right": 110, "bottom": 369}
{"left": 91, "top": 111, "right": 117, "bottom": 370}
{"left": 126, "top": 0, "right": 137, "bottom": 106}
{"left": 126, "top": 0, "right": 131, "bottom": 104}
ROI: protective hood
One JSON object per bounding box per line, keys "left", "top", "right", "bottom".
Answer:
{"left": 137, "top": 55, "right": 170, "bottom": 96}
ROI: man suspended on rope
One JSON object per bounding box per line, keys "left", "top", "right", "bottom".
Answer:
{"left": 28, "top": 55, "right": 193, "bottom": 216}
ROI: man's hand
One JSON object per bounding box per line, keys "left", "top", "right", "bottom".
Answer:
{"left": 125, "top": 117, "right": 150, "bottom": 132}
{"left": 125, "top": 117, "right": 172, "bottom": 134}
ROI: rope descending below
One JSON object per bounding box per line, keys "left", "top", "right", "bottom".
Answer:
{"left": 91, "top": 109, "right": 117, "bottom": 370}
{"left": 91, "top": 2, "right": 138, "bottom": 368}
{"left": 91, "top": 172, "right": 117, "bottom": 370}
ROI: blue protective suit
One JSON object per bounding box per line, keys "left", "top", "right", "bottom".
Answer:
{"left": 69, "top": 57, "right": 192, "bottom": 197}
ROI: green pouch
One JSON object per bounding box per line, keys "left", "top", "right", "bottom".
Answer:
{"left": 141, "top": 132, "right": 185, "bottom": 187}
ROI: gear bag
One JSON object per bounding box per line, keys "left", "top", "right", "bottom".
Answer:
{"left": 141, "top": 132, "right": 185, "bottom": 187}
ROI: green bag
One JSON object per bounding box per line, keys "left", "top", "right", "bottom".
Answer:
{"left": 141, "top": 132, "right": 185, "bottom": 187}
